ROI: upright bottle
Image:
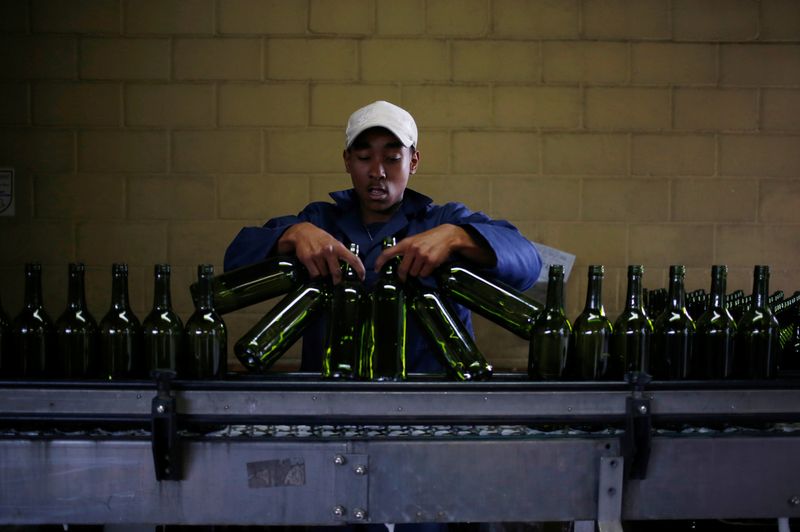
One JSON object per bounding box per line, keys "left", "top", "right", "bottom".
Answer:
{"left": 569, "top": 265, "right": 614, "bottom": 380}
{"left": 363, "top": 237, "right": 406, "bottom": 381}
{"left": 611, "top": 265, "right": 653, "bottom": 376}
{"left": 13, "top": 263, "right": 55, "bottom": 378}
{"left": 143, "top": 264, "right": 183, "bottom": 373}
{"left": 99, "top": 264, "right": 142, "bottom": 380}
{"left": 183, "top": 264, "right": 227, "bottom": 379}
{"left": 322, "top": 244, "right": 367, "bottom": 379}
{"left": 435, "top": 264, "right": 543, "bottom": 339}
{"left": 651, "top": 265, "right": 696, "bottom": 380}
{"left": 528, "top": 265, "right": 572, "bottom": 380}
{"left": 736, "top": 265, "right": 780, "bottom": 379}
{"left": 694, "top": 265, "right": 737, "bottom": 379}
{"left": 0, "top": 292, "right": 15, "bottom": 377}
{"left": 55, "top": 263, "right": 99, "bottom": 379}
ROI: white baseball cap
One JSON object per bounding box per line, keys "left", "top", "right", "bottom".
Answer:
{"left": 345, "top": 100, "right": 418, "bottom": 149}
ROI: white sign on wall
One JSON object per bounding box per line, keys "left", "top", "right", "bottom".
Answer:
{"left": 0, "top": 168, "right": 14, "bottom": 217}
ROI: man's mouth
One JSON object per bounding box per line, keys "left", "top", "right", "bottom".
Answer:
{"left": 367, "top": 186, "right": 388, "bottom": 200}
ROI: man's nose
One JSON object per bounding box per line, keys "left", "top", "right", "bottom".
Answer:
{"left": 369, "top": 159, "right": 385, "bottom": 179}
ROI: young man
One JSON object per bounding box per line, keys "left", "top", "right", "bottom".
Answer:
{"left": 224, "top": 100, "right": 542, "bottom": 373}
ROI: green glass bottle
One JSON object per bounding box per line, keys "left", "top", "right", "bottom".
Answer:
{"left": 183, "top": 264, "right": 228, "bottom": 379}
{"left": 651, "top": 265, "right": 696, "bottom": 380}
{"left": 13, "top": 263, "right": 55, "bottom": 378}
{"left": 736, "top": 265, "right": 780, "bottom": 379}
{"left": 611, "top": 265, "right": 653, "bottom": 376}
{"left": 99, "top": 264, "right": 143, "bottom": 380}
{"left": 435, "top": 264, "right": 543, "bottom": 339}
{"left": 528, "top": 265, "right": 572, "bottom": 380}
{"left": 0, "top": 292, "right": 13, "bottom": 377}
{"left": 780, "top": 302, "right": 800, "bottom": 374}
{"left": 407, "top": 277, "right": 493, "bottom": 381}
{"left": 55, "top": 263, "right": 99, "bottom": 379}
{"left": 362, "top": 237, "right": 406, "bottom": 381}
{"left": 191, "top": 256, "right": 307, "bottom": 315}
{"left": 322, "top": 243, "right": 367, "bottom": 379}
{"left": 694, "top": 265, "right": 737, "bottom": 379}
{"left": 570, "top": 265, "right": 614, "bottom": 380}
{"left": 143, "top": 264, "right": 183, "bottom": 373}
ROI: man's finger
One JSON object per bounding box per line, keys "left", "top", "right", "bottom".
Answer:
{"left": 374, "top": 244, "right": 403, "bottom": 273}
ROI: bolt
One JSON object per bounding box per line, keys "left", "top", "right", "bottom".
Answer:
{"left": 156, "top": 404, "right": 165, "bottom": 414}
{"left": 607, "top": 487, "right": 616, "bottom": 496}
{"left": 789, "top": 496, "right": 800, "bottom": 507}
{"left": 638, "top": 404, "right": 648, "bottom": 415}
{"left": 333, "top": 506, "right": 345, "bottom": 517}
{"left": 609, "top": 460, "right": 618, "bottom": 468}
{"left": 334, "top": 454, "right": 346, "bottom": 466}
{"left": 354, "top": 464, "right": 367, "bottom": 475}
{"left": 354, "top": 508, "right": 366, "bottom": 520}
{"left": 136, "top": 393, "right": 142, "bottom": 399}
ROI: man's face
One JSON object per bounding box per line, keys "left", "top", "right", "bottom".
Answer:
{"left": 343, "top": 127, "right": 420, "bottom": 224}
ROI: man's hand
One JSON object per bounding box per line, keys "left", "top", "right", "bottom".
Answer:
{"left": 374, "top": 224, "right": 496, "bottom": 281}
{"left": 277, "top": 222, "right": 365, "bottom": 284}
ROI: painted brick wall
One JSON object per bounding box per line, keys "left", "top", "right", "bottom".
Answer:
{"left": 1, "top": 0, "right": 799, "bottom": 371}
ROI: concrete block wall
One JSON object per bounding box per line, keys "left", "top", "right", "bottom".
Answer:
{"left": 1, "top": 0, "right": 799, "bottom": 372}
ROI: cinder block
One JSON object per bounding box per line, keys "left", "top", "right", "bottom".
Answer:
{"left": 414, "top": 130, "right": 449, "bottom": 174}
{"left": 0, "top": 221, "right": 75, "bottom": 265}
{"left": 492, "top": 176, "right": 579, "bottom": 221}
{"left": 124, "top": 0, "right": 214, "bottom": 34}
{"left": 545, "top": 222, "right": 628, "bottom": 267}
{"left": 80, "top": 38, "right": 170, "bottom": 80}
{"left": 34, "top": 174, "right": 126, "bottom": 220}
{"left": 310, "top": 0, "right": 373, "bottom": 34}
{"left": 721, "top": 45, "right": 800, "bottom": 86}
{"left": 453, "top": 131, "right": 539, "bottom": 174}
{"left": 632, "top": 43, "right": 716, "bottom": 85}
{"left": 311, "top": 84, "right": 402, "bottom": 126}
{"left": 410, "top": 175, "right": 491, "bottom": 214}
{"left": 32, "top": 0, "right": 120, "bottom": 33}
{"left": 220, "top": 83, "right": 308, "bottom": 126}
{"left": 218, "top": 0, "right": 308, "bottom": 34}
{"left": 33, "top": 82, "right": 120, "bottom": 126}
{"left": 674, "top": 89, "right": 757, "bottom": 131}
{"left": 761, "top": 0, "right": 800, "bottom": 41}
{"left": 759, "top": 179, "right": 800, "bottom": 223}
{"left": 543, "top": 42, "right": 627, "bottom": 83}
{"left": 0, "top": 83, "right": 29, "bottom": 125}
{"left": 126, "top": 83, "right": 215, "bottom": 127}
{"left": 582, "top": 178, "right": 669, "bottom": 222}
{"left": 629, "top": 223, "right": 714, "bottom": 267}
{"left": 631, "top": 134, "right": 715, "bottom": 176}
{"left": 218, "top": 174, "right": 311, "bottom": 220}
{"left": 493, "top": 86, "right": 581, "bottom": 129}
{"left": 173, "top": 130, "right": 262, "bottom": 173}
{"left": 269, "top": 38, "right": 357, "bottom": 81}
{"left": 719, "top": 134, "right": 800, "bottom": 177}
{"left": 582, "top": 0, "right": 670, "bottom": 40}
{"left": 401, "top": 85, "right": 491, "bottom": 127}
{"left": 362, "top": 39, "right": 448, "bottom": 82}
{"left": 128, "top": 175, "right": 216, "bottom": 220}
{"left": 492, "top": 0, "right": 579, "bottom": 38}
{"left": 0, "top": 129, "right": 74, "bottom": 173}
{"left": 310, "top": 175, "right": 353, "bottom": 203}
{"left": 453, "top": 41, "right": 540, "bottom": 82}
{"left": 268, "top": 130, "right": 343, "bottom": 173}
{"left": 168, "top": 220, "right": 248, "bottom": 267}
{"left": 673, "top": 0, "right": 758, "bottom": 42}
{"left": 175, "top": 38, "right": 262, "bottom": 80}
{"left": 543, "top": 133, "right": 627, "bottom": 175}
{"left": 471, "top": 313, "right": 529, "bottom": 370}
{"left": 672, "top": 178, "right": 758, "bottom": 222}
{"left": 0, "top": 36, "right": 77, "bottom": 79}
{"left": 427, "top": 0, "right": 488, "bottom": 36}
{"left": 77, "top": 221, "right": 168, "bottom": 266}
{"left": 716, "top": 224, "right": 800, "bottom": 268}
{"left": 585, "top": 88, "right": 670, "bottom": 130}
{"left": 376, "top": 0, "right": 425, "bottom": 35}
{"left": 762, "top": 89, "right": 800, "bottom": 131}
{"left": 79, "top": 130, "right": 167, "bottom": 173}
{"left": 0, "top": 1, "right": 29, "bottom": 32}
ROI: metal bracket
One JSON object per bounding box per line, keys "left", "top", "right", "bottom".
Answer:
{"left": 597, "top": 456, "right": 624, "bottom": 532}
{"left": 331, "top": 453, "right": 369, "bottom": 523}
{"left": 151, "top": 370, "right": 181, "bottom": 481}
{"left": 620, "top": 372, "right": 652, "bottom": 480}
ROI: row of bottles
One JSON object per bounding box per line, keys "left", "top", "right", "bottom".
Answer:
{"left": 0, "top": 263, "right": 226, "bottom": 380}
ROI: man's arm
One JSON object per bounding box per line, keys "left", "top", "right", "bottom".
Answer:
{"left": 277, "top": 221, "right": 365, "bottom": 283}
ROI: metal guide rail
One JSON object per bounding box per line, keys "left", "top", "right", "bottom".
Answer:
{"left": 1, "top": 374, "right": 800, "bottom": 527}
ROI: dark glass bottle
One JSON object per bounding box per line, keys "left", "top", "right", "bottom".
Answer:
{"left": 322, "top": 244, "right": 367, "bottom": 379}
{"left": 407, "top": 277, "right": 492, "bottom": 381}
{"left": 55, "top": 263, "right": 99, "bottom": 379}
{"left": 435, "top": 264, "right": 542, "bottom": 339}
{"left": 528, "top": 265, "right": 572, "bottom": 380}
{"left": 780, "top": 303, "right": 800, "bottom": 374}
{"left": 191, "top": 256, "right": 307, "bottom": 315}
{"left": 736, "top": 265, "right": 780, "bottom": 379}
{"left": 362, "top": 237, "right": 406, "bottom": 381}
{"left": 694, "top": 265, "right": 737, "bottom": 379}
{"left": 569, "top": 265, "right": 614, "bottom": 380}
{"left": 611, "top": 265, "right": 653, "bottom": 376}
{"left": 99, "top": 264, "right": 142, "bottom": 380}
{"left": 13, "top": 263, "right": 55, "bottom": 378}
{"left": 143, "top": 264, "right": 183, "bottom": 373}
{"left": 183, "top": 264, "right": 227, "bottom": 379}
{"left": 651, "top": 265, "right": 696, "bottom": 380}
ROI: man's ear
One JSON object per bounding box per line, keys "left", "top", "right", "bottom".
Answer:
{"left": 409, "top": 149, "right": 420, "bottom": 175}
{"left": 343, "top": 149, "right": 351, "bottom": 173}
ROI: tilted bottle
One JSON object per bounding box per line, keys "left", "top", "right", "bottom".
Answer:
{"left": 13, "top": 263, "right": 55, "bottom": 378}
{"left": 528, "top": 265, "right": 572, "bottom": 380}
{"left": 0, "top": 293, "right": 12, "bottom": 377}
{"left": 407, "top": 277, "right": 492, "bottom": 381}
{"left": 611, "top": 265, "right": 653, "bottom": 376}
{"left": 736, "top": 265, "right": 780, "bottom": 379}
{"left": 780, "top": 303, "right": 800, "bottom": 374}
{"left": 435, "top": 264, "right": 542, "bottom": 339}
{"left": 694, "top": 265, "right": 737, "bottom": 379}
{"left": 191, "top": 256, "right": 307, "bottom": 315}
{"left": 322, "top": 244, "right": 367, "bottom": 379}
{"left": 651, "top": 265, "right": 696, "bottom": 380}
{"left": 99, "top": 264, "right": 143, "bottom": 380}
{"left": 569, "top": 265, "right": 614, "bottom": 381}
{"left": 143, "top": 264, "right": 183, "bottom": 373}
{"left": 55, "top": 263, "right": 99, "bottom": 379}
{"left": 183, "top": 264, "right": 227, "bottom": 379}
{"left": 362, "top": 237, "right": 406, "bottom": 381}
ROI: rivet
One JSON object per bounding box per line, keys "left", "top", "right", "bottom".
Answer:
{"left": 333, "top": 506, "right": 345, "bottom": 517}
{"left": 354, "top": 464, "right": 367, "bottom": 475}
{"left": 156, "top": 404, "right": 165, "bottom": 414}
{"left": 354, "top": 508, "right": 366, "bottom": 520}
{"left": 334, "top": 454, "right": 346, "bottom": 466}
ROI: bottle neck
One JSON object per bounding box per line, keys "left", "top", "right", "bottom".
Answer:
{"left": 67, "top": 269, "right": 88, "bottom": 310}
{"left": 111, "top": 273, "right": 130, "bottom": 309}
{"left": 752, "top": 271, "right": 769, "bottom": 310}
{"left": 545, "top": 273, "right": 565, "bottom": 311}
{"left": 625, "top": 273, "right": 644, "bottom": 311}
{"left": 584, "top": 274, "right": 603, "bottom": 312}
{"left": 667, "top": 274, "right": 686, "bottom": 311}
{"left": 152, "top": 271, "right": 172, "bottom": 310}
{"left": 709, "top": 272, "right": 727, "bottom": 309}
{"left": 24, "top": 269, "right": 44, "bottom": 309}
{"left": 195, "top": 274, "right": 214, "bottom": 311}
